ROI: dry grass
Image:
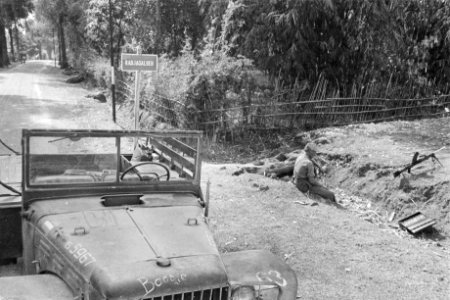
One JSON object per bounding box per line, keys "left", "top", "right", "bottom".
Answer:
{"left": 201, "top": 154, "right": 450, "bottom": 299}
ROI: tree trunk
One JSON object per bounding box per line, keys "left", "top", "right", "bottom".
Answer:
{"left": 58, "top": 15, "right": 68, "bottom": 69}
{"left": 114, "top": 28, "right": 122, "bottom": 66}
{"left": 0, "top": 21, "right": 10, "bottom": 68}
{"left": 8, "top": 27, "right": 15, "bottom": 61}
{"left": 155, "top": 0, "right": 161, "bottom": 54}
{"left": 0, "top": 26, "right": 4, "bottom": 67}
{"left": 37, "top": 42, "right": 42, "bottom": 60}
{"left": 243, "top": 76, "right": 252, "bottom": 124}
{"left": 46, "top": 45, "right": 53, "bottom": 60}
{"left": 57, "top": 25, "right": 64, "bottom": 66}
{"left": 57, "top": 25, "right": 62, "bottom": 65}
{"left": 14, "top": 22, "right": 20, "bottom": 53}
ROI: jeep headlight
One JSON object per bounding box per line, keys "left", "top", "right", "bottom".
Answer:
{"left": 232, "top": 285, "right": 280, "bottom": 300}
{"left": 232, "top": 286, "right": 255, "bottom": 300}
{"left": 255, "top": 284, "right": 280, "bottom": 300}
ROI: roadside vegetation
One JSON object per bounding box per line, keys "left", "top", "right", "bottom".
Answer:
{"left": 1, "top": 0, "right": 450, "bottom": 141}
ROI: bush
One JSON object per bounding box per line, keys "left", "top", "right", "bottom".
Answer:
{"left": 85, "top": 58, "right": 111, "bottom": 89}
{"left": 139, "top": 49, "right": 269, "bottom": 138}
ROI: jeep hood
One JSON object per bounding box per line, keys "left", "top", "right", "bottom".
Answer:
{"left": 35, "top": 202, "right": 228, "bottom": 298}
{"left": 36, "top": 202, "right": 219, "bottom": 261}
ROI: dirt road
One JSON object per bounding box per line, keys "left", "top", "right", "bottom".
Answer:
{"left": 1, "top": 61, "right": 449, "bottom": 299}
{"left": 0, "top": 61, "right": 117, "bottom": 156}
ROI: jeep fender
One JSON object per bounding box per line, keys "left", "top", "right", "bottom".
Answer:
{"left": 221, "top": 250, "right": 297, "bottom": 300}
{"left": 0, "top": 274, "right": 73, "bottom": 300}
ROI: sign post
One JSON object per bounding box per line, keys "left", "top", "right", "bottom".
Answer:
{"left": 120, "top": 52, "right": 158, "bottom": 146}
{"left": 134, "top": 70, "right": 141, "bottom": 133}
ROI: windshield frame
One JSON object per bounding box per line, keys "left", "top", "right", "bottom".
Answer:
{"left": 21, "top": 129, "right": 203, "bottom": 205}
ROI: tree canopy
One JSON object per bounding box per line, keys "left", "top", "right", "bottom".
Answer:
{"left": 2, "top": 0, "right": 450, "bottom": 98}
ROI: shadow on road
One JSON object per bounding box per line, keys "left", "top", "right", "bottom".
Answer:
{"left": 0, "top": 60, "right": 60, "bottom": 75}
{"left": 0, "top": 94, "right": 88, "bottom": 154}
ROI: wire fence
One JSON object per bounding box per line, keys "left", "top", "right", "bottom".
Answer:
{"left": 116, "top": 79, "right": 450, "bottom": 142}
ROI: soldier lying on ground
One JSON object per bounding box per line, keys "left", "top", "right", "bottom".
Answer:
{"left": 292, "top": 143, "right": 336, "bottom": 202}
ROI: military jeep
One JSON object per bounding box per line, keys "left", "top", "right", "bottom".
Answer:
{"left": 0, "top": 129, "right": 297, "bottom": 300}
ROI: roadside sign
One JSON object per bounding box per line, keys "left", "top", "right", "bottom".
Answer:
{"left": 121, "top": 54, "right": 158, "bottom": 72}
{"left": 120, "top": 51, "right": 158, "bottom": 144}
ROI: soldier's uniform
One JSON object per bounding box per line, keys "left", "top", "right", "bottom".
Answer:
{"left": 292, "top": 144, "right": 336, "bottom": 202}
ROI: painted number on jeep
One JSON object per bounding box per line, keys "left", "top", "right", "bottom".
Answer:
{"left": 256, "top": 270, "right": 287, "bottom": 287}
{"left": 138, "top": 273, "right": 187, "bottom": 297}
{"left": 65, "top": 241, "right": 96, "bottom": 267}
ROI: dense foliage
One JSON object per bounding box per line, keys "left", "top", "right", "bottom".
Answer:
{"left": 4, "top": 0, "right": 450, "bottom": 91}
{"left": 218, "top": 0, "right": 450, "bottom": 96}
{"left": 2, "top": 0, "right": 450, "bottom": 132}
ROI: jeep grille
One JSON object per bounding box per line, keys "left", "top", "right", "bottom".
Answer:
{"left": 146, "top": 286, "right": 230, "bottom": 300}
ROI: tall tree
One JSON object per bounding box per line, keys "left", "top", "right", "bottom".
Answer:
{"left": 0, "top": 0, "right": 33, "bottom": 67}
{"left": 7, "top": 26, "right": 14, "bottom": 59}
{"left": 0, "top": 19, "right": 8, "bottom": 67}
{"left": 35, "top": 0, "right": 69, "bottom": 68}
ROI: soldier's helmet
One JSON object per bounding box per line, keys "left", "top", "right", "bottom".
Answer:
{"left": 304, "top": 143, "right": 317, "bottom": 156}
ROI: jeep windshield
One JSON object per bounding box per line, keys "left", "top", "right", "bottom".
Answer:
{"left": 23, "top": 129, "right": 202, "bottom": 189}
